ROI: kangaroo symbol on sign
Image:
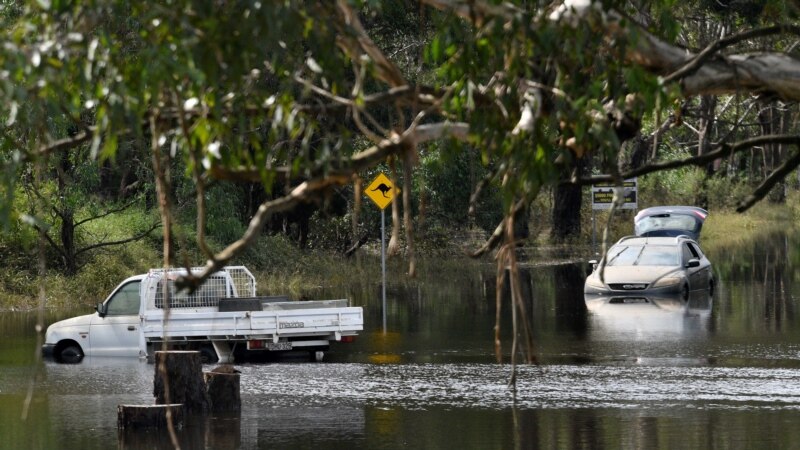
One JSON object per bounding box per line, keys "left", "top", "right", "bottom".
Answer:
{"left": 371, "top": 183, "right": 392, "bottom": 198}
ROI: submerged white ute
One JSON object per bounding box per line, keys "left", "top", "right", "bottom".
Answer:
{"left": 42, "top": 266, "right": 363, "bottom": 363}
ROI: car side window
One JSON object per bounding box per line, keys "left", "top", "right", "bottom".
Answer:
{"left": 687, "top": 243, "right": 702, "bottom": 258}
{"left": 682, "top": 244, "right": 694, "bottom": 264}
{"left": 105, "top": 281, "right": 141, "bottom": 316}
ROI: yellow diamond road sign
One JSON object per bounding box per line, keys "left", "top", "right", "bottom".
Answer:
{"left": 365, "top": 172, "right": 398, "bottom": 210}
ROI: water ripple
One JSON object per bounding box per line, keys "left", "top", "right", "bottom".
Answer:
{"left": 237, "top": 363, "right": 800, "bottom": 411}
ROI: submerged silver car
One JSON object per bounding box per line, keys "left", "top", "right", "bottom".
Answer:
{"left": 584, "top": 235, "right": 714, "bottom": 299}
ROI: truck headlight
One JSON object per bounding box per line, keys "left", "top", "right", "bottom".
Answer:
{"left": 652, "top": 277, "right": 681, "bottom": 288}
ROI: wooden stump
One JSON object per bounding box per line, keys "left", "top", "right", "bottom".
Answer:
{"left": 204, "top": 370, "right": 241, "bottom": 414}
{"left": 153, "top": 351, "right": 210, "bottom": 415}
{"left": 117, "top": 404, "right": 184, "bottom": 429}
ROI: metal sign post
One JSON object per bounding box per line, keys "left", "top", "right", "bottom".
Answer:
{"left": 591, "top": 177, "right": 638, "bottom": 256}
{"left": 380, "top": 208, "right": 386, "bottom": 331}
{"left": 592, "top": 208, "right": 597, "bottom": 257}
{"left": 364, "top": 173, "right": 397, "bottom": 334}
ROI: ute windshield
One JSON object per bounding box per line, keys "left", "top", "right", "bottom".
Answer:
{"left": 606, "top": 245, "right": 679, "bottom": 267}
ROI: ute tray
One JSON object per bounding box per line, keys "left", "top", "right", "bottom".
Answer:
{"left": 218, "top": 296, "right": 290, "bottom": 312}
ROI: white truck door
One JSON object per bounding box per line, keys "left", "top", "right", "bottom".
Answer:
{"left": 89, "top": 280, "right": 142, "bottom": 357}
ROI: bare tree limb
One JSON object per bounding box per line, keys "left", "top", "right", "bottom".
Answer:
{"left": 177, "top": 175, "right": 350, "bottom": 291}
{"left": 207, "top": 122, "right": 470, "bottom": 183}
{"left": 663, "top": 25, "right": 800, "bottom": 84}
{"left": 73, "top": 199, "right": 142, "bottom": 228}
{"left": 575, "top": 134, "right": 800, "bottom": 185}
{"left": 737, "top": 149, "right": 800, "bottom": 212}
{"left": 471, "top": 198, "right": 526, "bottom": 257}
{"left": 36, "top": 129, "right": 94, "bottom": 159}
{"left": 74, "top": 221, "right": 161, "bottom": 260}
{"left": 424, "top": 0, "right": 800, "bottom": 101}
{"left": 334, "top": 0, "right": 408, "bottom": 88}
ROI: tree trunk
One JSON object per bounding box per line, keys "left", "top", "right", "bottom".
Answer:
{"left": 204, "top": 371, "right": 241, "bottom": 414}
{"left": 153, "top": 351, "right": 210, "bottom": 415}
{"left": 117, "top": 404, "right": 184, "bottom": 429}
{"left": 60, "top": 209, "right": 78, "bottom": 275}
{"left": 758, "top": 102, "right": 787, "bottom": 204}
{"left": 695, "top": 95, "right": 717, "bottom": 210}
{"left": 551, "top": 182, "right": 581, "bottom": 242}
{"left": 551, "top": 157, "right": 585, "bottom": 242}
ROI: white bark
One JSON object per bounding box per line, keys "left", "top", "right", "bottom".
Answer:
{"left": 630, "top": 31, "right": 800, "bottom": 100}
{"left": 423, "top": 0, "right": 800, "bottom": 101}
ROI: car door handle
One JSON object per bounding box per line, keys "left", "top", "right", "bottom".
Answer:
{"left": 127, "top": 325, "right": 136, "bottom": 331}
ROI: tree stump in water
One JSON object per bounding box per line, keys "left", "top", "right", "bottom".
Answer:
{"left": 153, "top": 351, "right": 210, "bottom": 415}
{"left": 205, "top": 364, "right": 241, "bottom": 413}
{"left": 117, "top": 404, "right": 184, "bottom": 429}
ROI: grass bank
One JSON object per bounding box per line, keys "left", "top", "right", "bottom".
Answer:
{"left": 702, "top": 200, "right": 799, "bottom": 253}
{"left": 0, "top": 196, "right": 797, "bottom": 311}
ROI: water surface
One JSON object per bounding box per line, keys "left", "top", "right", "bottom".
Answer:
{"left": 2, "top": 230, "right": 800, "bottom": 449}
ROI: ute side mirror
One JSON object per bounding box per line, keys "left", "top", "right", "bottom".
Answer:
{"left": 96, "top": 302, "right": 107, "bottom": 317}
{"left": 589, "top": 259, "right": 598, "bottom": 272}
{"left": 686, "top": 258, "right": 701, "bottom": 268}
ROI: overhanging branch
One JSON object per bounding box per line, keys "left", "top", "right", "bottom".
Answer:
{"left": 736, "top": 149, "right": 800, "bottom": 212}
{"left": 574, "top": 134, "right": 800, "bottom": 185}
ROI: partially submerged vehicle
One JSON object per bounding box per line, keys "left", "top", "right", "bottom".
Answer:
{"left": 42, "top": 266, "right": 363, "bottom": 364}
{"left": 584, "top": 206, "right": 714, "bottom": 300}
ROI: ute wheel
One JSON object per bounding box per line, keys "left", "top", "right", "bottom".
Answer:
{"left": 57, "top": 343, "right": 84, "bottom": 364}
{"left": 199, "top": 346, "right": 219, "bottom": 364}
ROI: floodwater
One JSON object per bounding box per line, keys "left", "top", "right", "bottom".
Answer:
{"left": 2, "top": 230, "right": 800, "bottom": 449}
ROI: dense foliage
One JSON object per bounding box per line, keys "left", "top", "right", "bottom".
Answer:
{"left": 2, "top": 2, "right": 800, "bottom": 365}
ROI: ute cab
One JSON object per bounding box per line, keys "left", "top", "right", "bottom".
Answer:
{"left": 634, "top": 206, "right": 708, "bottom": 241}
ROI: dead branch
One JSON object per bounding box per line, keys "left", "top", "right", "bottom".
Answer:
{"left": 737, "top": 149, "right": 800, "bottom": 212}
{"left": 663, "top": 25, "right": 800, "bottom": 84}
{"left": 575, "top": 134, "right": 800, "bottom": 185}
{"left": 73, "top": 221, "right": 161, "bottom": 260}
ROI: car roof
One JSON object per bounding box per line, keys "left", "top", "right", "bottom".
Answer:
{"left": 634, "top": 206, "right": 708, "bottom": 221}
{"left": 613, "top": 235, "right": 697, "bottom": 246}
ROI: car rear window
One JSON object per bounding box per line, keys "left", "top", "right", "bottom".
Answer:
{"left": 607, "top": 245, "right": 679, "bottom": 266}
{"left": 636, "top": 215, "right": 698, "bottom": 234}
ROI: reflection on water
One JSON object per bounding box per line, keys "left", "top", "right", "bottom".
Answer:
{"left": 586, "top": 291, "right": 712, "bottom": 339}
{"left": 585, "top": 291, "right": 713, "bottom": 367}
{"left": 2, "top": 229, "right": 800, "bottom": 448}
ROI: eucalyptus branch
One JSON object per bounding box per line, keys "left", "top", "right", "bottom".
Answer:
{"left": 421, "top": 0, "right": 516, "bottom": 24}
{"left": 36, "top": 129, "right": 94, "bottom": 158}
{"left": 35, "top": 224, "right": 68, "bottom": 261}
{"left": 74, "top": 221, "right": 161, "bottom": 259}
{"left": 208, "top": 122, "right": 470, "bottom": 183}
{"left": 471, "top": 197, "right": 526, "bottom": 257}
{"left": 737, "top": 149, "right": 800, "bottom": 212}
{"left": 352, "top": 109, "right": 386, "bottom": 144}
{"left": 664, "top": 25, "right": 800, "bottom": 84}
{"left": 468, "top": 167, "right": 498, "bottom": 218}
{"left": 174, "top": 89, "right": 215, "bottom": 260}
{"left": 293, "top": 74, "right": 353, "bottom": 107}
{"left": 73, "top": 199, "right": 141, "bottom": 228}
{"left": 575, "top": 134, "right": 800, "bottom": 185}
{"left": 182, "top": 119, "right": 472, "bottom": 289}
{"left": 333, "top": 0, "right": 407, "bottom": 88}
{"left": 176, "top": 175, "right": 350, "bottom": 291}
